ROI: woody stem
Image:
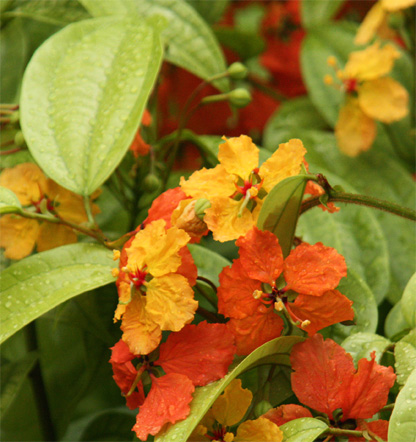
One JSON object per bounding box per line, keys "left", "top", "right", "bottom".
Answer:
{"left": 10, "top": 210, "right": 111, "bottom": 248}
{"left": 300, "top": 192, "right": 416, "bottom": 221}
{"left": 324, "top": 427, "right": 384, "bottom": 441}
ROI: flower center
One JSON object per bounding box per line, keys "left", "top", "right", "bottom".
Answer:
{"left": 344, "top": 77, "right": 358, "bottom": 94}
{"left": 129, "top": 267, "right": 148, "bottom": 289}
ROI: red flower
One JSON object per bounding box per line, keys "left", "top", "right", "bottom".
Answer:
{"left": 110, "top": 321, "right": 236, "bottom": 440}
{"left": 217, "top": 227, "right": 354, "bottom": 354}
{"left": 290, "top": 334, "right": 396, "bottom": 422}
{"left": 263, "top": 404, "right": 312, "bottom": 426}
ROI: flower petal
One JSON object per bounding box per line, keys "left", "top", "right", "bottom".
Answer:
{"left": 156, "top": 322, "right": 235, "bottom": 386}
{"left": 355, "top": 2, "right": 387, "bottom": 46}
{"left": 0, "top": 163, "right": 47, "bottom": 205}
{"left": 212, "top": 379, "right": 253, "bottom": 427}
{"left": 349, "top": 420, "right": 389, "bottom": 442}
{"left": 235, "top": 417, "right": 283, "bottom": 442}
{"left": 0, "top": 216, "right": 39, "bottom": 260}
{"left": 288, "top": 290, "right": 354, "bottom": 335}
{"left": 237, "top": 227, "right": 284, "bottom": 285}
{"left": 145, "top": 274, "right": 197, "bottom": 332}
{"left": 358, "top": 77, "right": 409, "bottom": 123}
{"left": 110, "top": 339, "right": 135, "bottom": 364}
{"left": 144, "top": 187, "right": 187, "bottom": 228}
{"left": 37, "top": 223, "right": 77, "bottom": 252}
{"left": 335, "top": 97, "right": 377, "bottom": 157}
{"left": 121, "top": 295, "right": 162, "bottom": 355}
{"left": 217, "top": 259, "right": 262, "bottom": 319}
{"left": 204, "top": 197, "right": 261, "bottom": 242}
{"left": 283, "top": 242, "right": 347, "bottom": 296}
{"left": 381, "top": 0, "right": 416, "bottom": 12}
{"left": 177, "top": 246, "right": 198, "bottom": 286}
{"left": 218, "top": 135, "right": 259, "bottom": 178}
{"left": 133, "top": 373, "right": 194, "bottom": 440}
{"left": 291, "top": 334, "right": 356, "bottom": 419}
{"left": 344, "top": 42, "right": 400, "bottom": 81}
{"left": 342, "top": 351, "right": 396, "bottom": 420}
{"left": 263, "top": 404, "right": 312, "bottom": 426}
{"left": 227, "top": 309, "right": 284, "bottom": 356}
{"left": 180, "top": 164, "right": 235, "bottom": 199}
{"left": 259, "top": 138, "right": 306, "bottom": 193}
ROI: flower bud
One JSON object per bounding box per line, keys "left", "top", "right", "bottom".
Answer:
{"left": 174, "top": 200, "right": 208, "bottom": 237}
{"left": 228, "top": 88, "right": 252, "bottom": 108}
{"left": 194, "top": 198, "right": 211, "bottom": 220}
{"left": 143, "top": 174, "right": 161, "bottom": 192}
{"left": 10, "top": 110, "right": 19, "bottom": 124}
{"left": 227, "top": 62, "right": 248, "bottom": 80}
{"left": 254, "top": 400, "right": 273, "bottom": 418}
{"left": 14, "top": 131, "right": 26, "bottom": 147}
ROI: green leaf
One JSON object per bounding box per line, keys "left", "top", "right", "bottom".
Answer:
{"left": 402, "top": 273, "right": 416, "bottom": 328}
{"left": 385, "top": 301, "right": 411, "bottom": 340}
{"left": 297, "top": 171, "right": 390, "bottom": 305}
{"left": 2, "top": 0, "right": 90, "bottom": 26}
{"left": 188, "top": 243, "right": 230, "bottom": 286}
{"left": 281, "top": 417, "right": 329, "bottom": 442}
{"left": 264, "top": 96, "right": 328, "bottom": 150}
{"left": 20, "top": 16, "right": 163, "bottom": 196}
{"left": 155, "top": 336, "right": 304, "bottom": 442}
{"left": 300, "top": 0, "right": 345, "bottom": 29}
{"left": 331, "top": 269, "right": 378, "bottom": 342}
{"left": 1, "top": 351, "right": 38, "bottom": 417}
{"left": 215, "top": 27, "right": 265, "bottom": 60}
{"left": 341, "top": 332, "right": 391, "bottom": 365}
{"left": 257, "top": 175, "right": 309, "bottom": 258}
{"left": 0, "top": 187, "right": 22, "bottom": 214}
{"left": 0, "top": 18, "right": 27, "bottom": 102}
{"left": 388, "top": 368, "right": 416, "bottom": 442}
{"left": 0, "top": 243, "right": 115, "bottom": 344}
{"left": 395, "top": 329, "right": 416, "bottom": 386}
{"left": 80, "top": 0, "right": 229, "bottom": 91}
{"left": 185, "top": 0, "right": 229, "bottom": 24}
{"left": 300, "top": 130, "right": 416, "bottom": 303}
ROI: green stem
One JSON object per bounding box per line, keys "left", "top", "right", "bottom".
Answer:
{"left": 324, "top": 427, "right": 380, "bottom": 440}
{"left": 301, "top": 192, "right": 416, "bottom": 221}
{"left": 196, "top": 306, "right": 225, "bottom": 323}
{"left": 25, "top": 322, "right": 57, "bottom": 442}
{"left": 83, "top": 195, "right": 96, "bottom": 227}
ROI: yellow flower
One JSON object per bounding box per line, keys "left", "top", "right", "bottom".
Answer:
{"left": 180, "top": 135, "right": 306, "bottom": 242}
{"left": 0, "top": 163, "right": 99, "bottom": 259}
{"left": 331, "top": 42, "right": 409, "bottom": 156}
{"left": 116, "top": 220, "right": 198, "bottom": 355}
{"left": 355, "top": 0, "right": 416, "bottom": 45}
{"left": 189, "top": 379, "right": 282, "bottom": 442}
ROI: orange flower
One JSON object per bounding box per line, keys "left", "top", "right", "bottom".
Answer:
{"left": 291, "top": 335, "right": 396, "bottom": 430}
{"left": 327, "top": 42, "right": 409, "bottom": 156}
{"left": 129, "top": 109, "right": 152, "bottom": 158}
{"left": 0, "top": 163, "right": 99, "bottom": 259}
{"left": 114, "top": 219, "right": 198, "bottom": 355}
{"left": 180, "top": 135, "right": 306, "bottom": 241}
{"left": 217, "top": 227, "right": 354, "bottom": 354}
{"left": 110, "top": 321, "right": 236, "bottom": 440}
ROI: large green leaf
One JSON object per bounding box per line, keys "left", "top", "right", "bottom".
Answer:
{"left": 20, "top": 16, "right": 163, "bottom": 195}
{"left": 395, "top": 329, "right": 416, "bottom": 386}
{"left": 299, "top": 130, "right": 416, "bottom": 303}
{"left": 341, "top": 332, "right": 391, "bottom": 365}
{"left": 1, "top": 0, "right": 89, "bottom": 26}
{"left": 388, "top": 368, "right": 416, "bottom": 442}
{"left": 257, "top": 175, "right": 309, "bottom": 258}
{"left": 281, "top": 418, "right": 329, "bottom": 442}
{"left": 155, "top": 336, "right": 304, "bottom": 441}
{"left": 297, "top": 171, "right": 390, "bottom": 304}
{"left": 300, "top": 0, "right": 345, "bottom": 29}
{"left": 0, "top": 243, "right": 115, "bottom": 344}
{"left": 185, "top": 0, "right": 229, "bottom": 24}
{"left": 1, "top": 351, "right": 38, "bottom": 417}
{"left": 331, "top": 269, "right": 378, "bottom": 342}
{"left": 402, "top": 273, "right": 416, "bottom": 328}
{"left": 385, "top": 301, "right": 411, "bottom": 340}
{"left": 0, "top": 187, "right": 22, "bottom": 214}
{"left": 80, "top": 0, "right": 229, "bottom": 91}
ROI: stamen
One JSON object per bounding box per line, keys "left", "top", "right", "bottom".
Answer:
{"left": 111, "top": 268, "right": 120, "bottom": 278}
{"left": 113, "top": 250, "right": 121, "bottom": 261}
{"left": 274, "top": 300, "right": 284, "bottom": 311}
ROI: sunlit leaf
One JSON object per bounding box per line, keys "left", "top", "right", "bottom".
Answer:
{"left": 395, "top": 330, "right": 416, "bottom": 386}
{"left": 342, "top": 332, "right": 391, "bottom": 365}
{"left": 80, "top": 0, "right": 229, "bottom": 91}
{"left": 401, "top": 273, "right": 416, "bottom": 328}
{"left": 0, "top": 243, "right": 115, "bottom": 344}
{"left": 20, "top": 16, "right": 163, "bottom": 195}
